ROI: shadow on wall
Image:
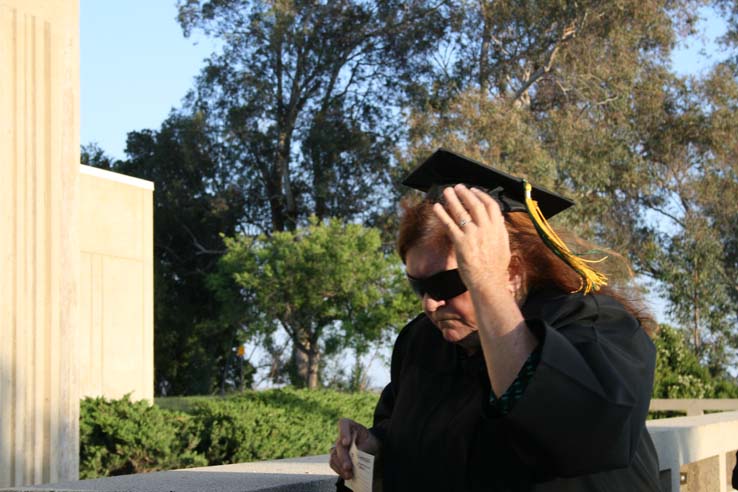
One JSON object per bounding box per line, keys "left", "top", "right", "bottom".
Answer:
{"left": 0, "top": 355, "right": 17, "bottom": 486}
{"left": 0, "top": 350, "right": 58, "bottom": 487}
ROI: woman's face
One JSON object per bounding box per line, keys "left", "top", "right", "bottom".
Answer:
{"left": 405, "top": 245, "right": 478, "bottom": 344}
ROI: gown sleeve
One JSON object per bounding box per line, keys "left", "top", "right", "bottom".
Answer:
{"left": 368, "top": 313, "right": 425, "bottom": 441}
{"left": 370, "top": 382, "right": 395, "bottom": 442}
{"left": 486, "top": 291, "right": 656, "bottom": 478}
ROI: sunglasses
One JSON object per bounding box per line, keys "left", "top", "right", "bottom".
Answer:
{"left": 407, "top": 269, "right": 468, "bottom": 301}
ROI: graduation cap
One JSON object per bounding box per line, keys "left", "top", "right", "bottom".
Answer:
{"left": 402, "top": 148, "right": 607, "bottom": 294}
{"left": 403, "top": 148, "right": 574, "bottom": 218}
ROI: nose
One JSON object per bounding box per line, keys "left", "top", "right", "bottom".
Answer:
{"left": 422, "top": 294, "right": 446, "bottom": 312}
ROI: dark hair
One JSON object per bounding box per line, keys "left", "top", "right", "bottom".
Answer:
{"left": 397, "top": 195, "right": 656, "bottom": 336}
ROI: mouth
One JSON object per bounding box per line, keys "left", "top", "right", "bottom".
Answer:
{"left": 433, "top": 317, "right": 460, "bottom": 327}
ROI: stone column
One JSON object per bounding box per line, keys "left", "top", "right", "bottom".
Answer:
{"left": 0, "top": 0, "right": 80, "bottom": 487}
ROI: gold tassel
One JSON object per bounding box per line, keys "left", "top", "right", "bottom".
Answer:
{"left": 523, "top": 181, "right": 608, "bottom": 294}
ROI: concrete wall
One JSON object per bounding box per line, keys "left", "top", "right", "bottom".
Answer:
{"left": 0, "top": 0, "right": 81, "bottom": 487}
{"left": 78, "top": 166, "right": 154, "bottom": 402}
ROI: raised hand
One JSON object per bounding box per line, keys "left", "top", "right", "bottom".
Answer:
{"left": 431, "top": 184, "right": 512, "bottom": 293}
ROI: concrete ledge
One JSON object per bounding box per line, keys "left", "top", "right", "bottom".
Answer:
{"left": 1, "top": 455, "right": 336, "bottom": 492}
{"left": 650, "top": 399, "right": 738, "bottom": 416}
{"left": 7, "top": 412, "right": 738, "bottom": 492}
{"left": 647, "top": 410, "right": 738, "bottom": 492}
{"left": 80, "top": 165, "right": 155, "bottom": 191}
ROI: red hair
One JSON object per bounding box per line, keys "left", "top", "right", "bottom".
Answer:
{"left": 397, "top": 195, "right": 656, "bottom": 336}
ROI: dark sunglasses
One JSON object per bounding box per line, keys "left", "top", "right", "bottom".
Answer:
{"left": 407, "top": 269, "right": 468, "bottom": 301}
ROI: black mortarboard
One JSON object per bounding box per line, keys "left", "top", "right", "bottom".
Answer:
{"left": 402, "top": 148, "right": 574, "bottom": 218}
{"left": 401, "top": 148, "right": 608, "bottom": 295}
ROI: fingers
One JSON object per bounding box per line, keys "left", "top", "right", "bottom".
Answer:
{"left": 329, "top": 442, "right": 353, "bottom": 480}
{"left": 329, "top": 445, "right": 343, "bottom": 476}
{"left": 333, "top": 418, "right": 356, "bottom": 479}
{"left": 338, "top": 418, "right": 354, "bottom": 447}
{"left": 437, "top": 184, "right": 493, "bottom": 230}
{"left": 432, "top": 185, "right": 482, "bottom": 242}
{"left": 471, "top": 187, "right": 503, "bottom": 222}
{"left": 440, "top": 185, "right": 474, "bottom": 226}
{"left": 453, "top": 184, "right": 489, "bottom": 226}
{"left": 441, "top": 185, "right": 474, "bottom": 226}
{"left": 432, "top": 202, "right": 464, "bottom": 240}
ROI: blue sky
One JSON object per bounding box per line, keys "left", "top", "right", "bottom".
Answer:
{"left": 81, "top": 1, "right": 218, "bottom": 160}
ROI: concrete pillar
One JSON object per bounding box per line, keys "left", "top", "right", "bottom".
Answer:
{"left": 0, "top": 0, "right": 80, "bottom": 487}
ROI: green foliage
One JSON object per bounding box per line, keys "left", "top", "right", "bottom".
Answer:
{"left": 653, "top": 324, "right": 715, "bottom": 398}
{"left": 213, "top": 217, "right": 417, "bottom": 388}
{"left": 651, "top": 324, "right": 738, "bottom": 419}
{"left": 190, "top": 388, "right": 378, "bottom": 464}
{"left": 80, "top": 389, "right": 378, "bottom": 478}
{"left": 79, "top": 395, "right": 207, "bottom": 479}
{"left": 81, "top": 143, "right": 116, "bottom": 169}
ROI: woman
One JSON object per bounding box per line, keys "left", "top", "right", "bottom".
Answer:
{"left": 330, "top": 149, "right": 661, "bottom": 491}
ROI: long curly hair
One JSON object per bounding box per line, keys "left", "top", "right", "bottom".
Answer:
{"left": 397, "top": 195, "right": 656, "bottom": 336}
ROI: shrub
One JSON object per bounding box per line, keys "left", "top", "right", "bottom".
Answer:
{"left": 80, "top": 388, "right": 379, "bottom": 477}
{"left": 79, "top": 395, "right": 207, "bottom": 478}
{"left": 191, "top": 388, "right": 378, "bottom": 464}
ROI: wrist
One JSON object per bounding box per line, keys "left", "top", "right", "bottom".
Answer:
{"left": 469, "top": 282, "right": 524, "bottom": 337}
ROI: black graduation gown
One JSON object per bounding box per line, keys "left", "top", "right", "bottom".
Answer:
{"left": 341, "top": 288, "right": 661, "bottom": 492}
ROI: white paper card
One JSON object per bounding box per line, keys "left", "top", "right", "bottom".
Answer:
{"left": 344, "top": 436, "right": 374, "bottom": 492}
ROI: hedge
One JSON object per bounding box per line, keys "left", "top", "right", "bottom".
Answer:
{"left": 80, "top": 388, "right": 379, "bottom": 478}
{"left": 80, "top": 395, "right": 206, "bottom": 478}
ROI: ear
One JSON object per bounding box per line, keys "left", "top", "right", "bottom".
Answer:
{"left": 507, "top": 255, "right": 526, "bottom": 302}
{"left": 507, "top": 254, "right": 523, "bottom": 281}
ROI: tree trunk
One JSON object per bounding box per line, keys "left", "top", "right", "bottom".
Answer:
{"left": 220, "top": 354, "right": 228, "bottom": 396}
{"left": 479, "top": 2, "right": 492, "bottom": 95}
{"left": 692, "top": 270, "right": 701, "bottom": 353}
{"left": 307, "top": 347, "right": 321, "bottom": 390}
{"left": 351, "top": 351, "right": 367, "bottom": 392}
{"left": 276, "top": 127, "right": 297, "bottom": 230}
{"left": 291, "top": 341, "right": 310, "bottom": 388}
{"left": 290, "top": 336, "right": 321, "bottom": 389}
{"left": 266, "top": 171, "right": 286, "bottom": 232}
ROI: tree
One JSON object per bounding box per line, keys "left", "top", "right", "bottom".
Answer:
{"left": 212, "top": 217, "right": 416, "bottom": 388}
{"left": 81, "top": 143, "right": 116, "bottom": 169}
{"left": 653, "top": 324, "right": 738, "bottom": 398}
{"left": 652, "top": 324, "right": 715, "bottom": 398}
{"left": 394, "top": 0, "right": 738, "bottom": 373}
{"left": 401, "top": 0, "right": 702, "bottom": 218}
{"left": 85, "top": 1, "right": 738, "bottom": 387}
{"left": 626, "top": 65, "right": 738, "bottom": 374}
{"left": 176, "top": 0, "right": 447, "bottom": 232}
{"left": 176, "top": 0, "right": 449, "bottom": 385}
